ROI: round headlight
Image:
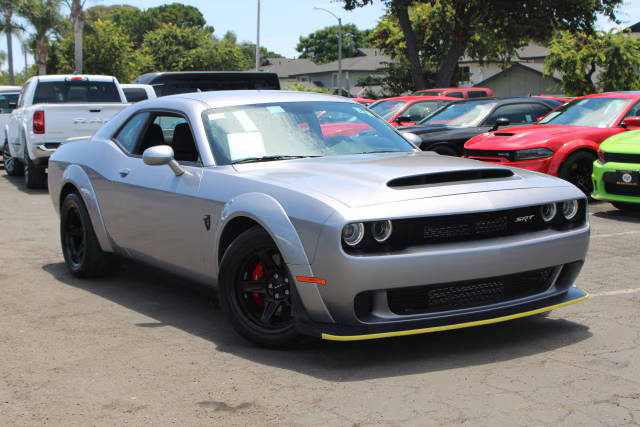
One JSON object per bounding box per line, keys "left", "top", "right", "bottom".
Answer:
{"left": 342, "top": 222, "right": 365, "bottom": 247}
{"left": 541, "top": 203, "right": 557, "bottom": 222}
{"left": 372, "top": 220, "right": 393, "bottom": 243}
{"left": 562, "top": 200, "right": 579, "bottom": 220}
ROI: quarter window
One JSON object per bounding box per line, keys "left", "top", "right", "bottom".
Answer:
{"left": 113, "top": 112, "right": 150, "bottom": 154}
{"left": 468, "top": 91, "right": 488, "bottom": 98}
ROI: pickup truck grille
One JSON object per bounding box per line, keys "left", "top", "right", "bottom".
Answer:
{"left": 387, "top": 267, "right": 555, "bottom": 314}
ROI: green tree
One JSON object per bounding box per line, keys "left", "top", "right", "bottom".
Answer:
{"left": 545, "top": 30, "right": 640, "bottom": 96}
{"left": 56, "top": 19, "right": 150, "bottom": 82}
{"left": 146, "top": 3, "right": 205, "bottom": 29}
{"left": 296, "top": 24, "right": 371, "bottom": 64}
{"left": 0, "top": 0, "right": 23, "bottom": 84}
{"left": 343, "top": 0, "right": 623, "bottom": 89}
{"left": 18, "top": 0, "right": 62, "bottom": 75}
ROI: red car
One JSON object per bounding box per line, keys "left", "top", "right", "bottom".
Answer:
{"left": 412, "top": 87, "right": 494, "bottom": 99}
{"left": 352, "top": 96, "right": 376, "bottom": 106}
{"left": 369, "top": 95, "right": 458, "bottom": 126}
{"left": 464, "top": 92, "right": 640, "bottom": 194}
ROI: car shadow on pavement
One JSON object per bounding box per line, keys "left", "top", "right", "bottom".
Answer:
{"left": 0, "top": 171, "right": 48, "bottom": 195}
{"left": 593, "top": 209, "right": 640, "bottom": 223}
{"left": 42, "top": 261, "right": 592, "bottom": 382}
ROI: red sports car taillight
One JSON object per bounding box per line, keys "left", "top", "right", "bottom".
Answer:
{"left": 33, "top": 110, "right": 45, "bottom": 134}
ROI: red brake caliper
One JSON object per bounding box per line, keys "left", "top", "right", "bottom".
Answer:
{"left": 251, "top": 263, "right": 265, "bottom": 307}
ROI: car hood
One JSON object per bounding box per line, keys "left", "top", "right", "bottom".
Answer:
{"left": 465, "top": 125, "right": 600, "bottom": 149}
{"left": 232, "top": 152, "right": 568, "bottom": 208}
{"left": 399, "top": 124, "right": 486, "bottom": 142}
{"left": 601, "top": 129, "right": 640, "bottom": 154}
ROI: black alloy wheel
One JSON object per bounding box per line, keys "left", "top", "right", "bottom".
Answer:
{"left": 219, "top": 227, "right": 304, "bottom": 347}
{"left": 2, "top": 142, "right": 23, "bottom": 176}
{"left": 60, "top": 192, "right": 113, "bottom": 277}
{"left": 559, "top": 151, "right": 596, "bottom": 197}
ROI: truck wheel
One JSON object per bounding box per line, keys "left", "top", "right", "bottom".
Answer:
{"left": 60, "top": 192, "right": 113, "bottom": 278}
{"left": 24, "top": 148, "right": 47, "bottom": 189}
{"left": 558, "top": 151, "right": 596, "bottom": 197}
{"left": 218, "top": 227, "right": 305, "bottom": 347}
{"left": 3, "top": 142, "right": 23, "bottom": 176}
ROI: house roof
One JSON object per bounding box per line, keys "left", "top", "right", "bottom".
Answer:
{"left": 290, "top": 52, "right": 392, "bottom": 76}
{"left": 258, "top": 58, "right": 320, "bottom": 78}
{"left": 459, "top": 43, "right": 549, "bottom": 63}
{"left": 475, "top": 62, "right": 562, "bottom": 86}
{"left": 628, "top": 22, "right": 640, "bottom": 33}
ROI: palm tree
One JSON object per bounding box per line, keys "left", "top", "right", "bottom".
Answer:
{"left": 64, "top": 0, "right": 84, "bottom": 74}
{"left": 18, "top": 0, "right": 61, "bottom": 75}
{"left": 0, "top": 0, "right": 22, "bottom": 84}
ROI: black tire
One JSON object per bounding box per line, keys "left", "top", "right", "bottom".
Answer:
{"left": 558, "top": 151, "right": 596, "bottom": 197}
{"left": 611, "top": 202, "right": 640, "bottom": 212}
{"left": 430, "top": 144, "right": 459, "bottom": 156}
{"left": 24, "top": 148, "right": 47, "bottom": 189}
{"left": 60, "top": 192, "right": 113, "bottom": 278}
{"left": 218, "top": 227, "right": 304, "bottom": 347}
{"left": 2, "top": 141, "right": 23, "bottom": 176}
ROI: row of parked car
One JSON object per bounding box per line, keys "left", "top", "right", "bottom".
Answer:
{"left": 361, "top": 88, "right": 640, "bottom": 212}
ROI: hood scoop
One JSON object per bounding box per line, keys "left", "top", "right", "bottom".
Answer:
{"left": 493, "top": 132, "right": 515, "bottom": 136}
{"left": 387, "top": 169, "right": 514, "bottom": 188}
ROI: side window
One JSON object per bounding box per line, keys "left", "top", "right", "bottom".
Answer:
{"left": 484, "top": 104, "right": 535, "bottom": 125}
{"left": 622, "top": 101, "right": 640, "bottom": 121}
{"left": 403, "top": 102, "right": 440, "bottom": 122}
{"left": 123, "top": 88, "right": 148, "bottom": 103}
{"left": 468, "top": 91, "right": 488, "bottom": 98}
{"left": 447, "top": 92, "right": 464, "bottom": 98}
{"left": 17, "top": 80, "right": 31, "bottom": 108}
{"left": 530, "top": 103, "right": 553, "bottom": 121}
{"left": 134, "top": 113, "right": 199, "bottom": 163}
{"left": 113, "top": 112, "right": 150, "bottom": 154}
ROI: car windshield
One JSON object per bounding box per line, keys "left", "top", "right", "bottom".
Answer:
{"left": 418, "top": 100, "right": 495, "bottom": 127}
{"left": 538, "top": 97, "right": 631, "bottom": 127}
{"left": 202, "top": 101, "right": 415, "bottom": 165}
{"left": 369, "top": 100, "right": 407, "bottom": 120}
{"left": 33, "top": 81, "right": 121, "bottom": 103}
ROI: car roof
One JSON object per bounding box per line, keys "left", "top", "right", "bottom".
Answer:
{"left": 576, "top": 92, "right": 640, "bottom": 100}
{"left": 447, "top": 97, "right": 557, "bottom": 105}
{"left": 374, "top": 95, "right": 459, "bottom": 102}
{"left": 147, "top": 90, "right": 354, "bottom": 109}
{"left": 417, "top": 87, "right": 492, "bottom": 92}
{"left": 34, "top": 74, "right": 117, "bottom": 83}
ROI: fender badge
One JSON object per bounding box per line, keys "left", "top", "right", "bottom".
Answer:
{"left": 203, "top": 214, "right": 211, "bottom": 231}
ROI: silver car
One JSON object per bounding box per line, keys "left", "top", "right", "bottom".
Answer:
{"left": 48, "top": 91, "right": 589, "bottom": 347}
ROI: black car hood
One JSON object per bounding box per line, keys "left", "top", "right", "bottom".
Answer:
{"left": 398, "top": 124, "right": 490, "bottom": 143}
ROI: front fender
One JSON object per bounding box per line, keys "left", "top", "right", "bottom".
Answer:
{"left": 548, "top": 140, "right": 599, "bottom": 175}
{"left": 215, "top": 192, "right": 334, "bottom": 323}
{"left": 59, "top": 164, "right": 114, "bottom": 253}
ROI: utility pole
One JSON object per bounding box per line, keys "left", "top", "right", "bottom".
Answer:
{"left": 255, "top": 0, "right": 260, "bottom": 71}
{"left": 313, "top": 7, "right": 343, "bottom": 95}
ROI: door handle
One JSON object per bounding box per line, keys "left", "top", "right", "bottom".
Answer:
{"left": 119, "top": 168, "right": 130, "bottom": 178}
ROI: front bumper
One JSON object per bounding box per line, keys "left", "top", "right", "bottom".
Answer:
{"left": 303, "top": 287, "right": 588, "bottom": 341}
{"left": 465, "top": 156, "right": 554, "bottom": 174}
{"left": 592, "top": 160, "right": 640, "bottom": 203}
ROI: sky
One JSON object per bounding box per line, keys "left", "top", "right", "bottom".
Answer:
{"left": 2, "top": 0, "right": 639, "bottom": 74}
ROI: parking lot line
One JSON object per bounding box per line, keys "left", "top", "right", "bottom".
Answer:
{"left": 590, "top": 288, "right": 640, "bottom": 297}
{"left": 590, "top": 231, "right": 640, "bottom": 238}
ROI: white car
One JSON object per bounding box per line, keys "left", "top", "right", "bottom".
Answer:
{"left": 3, "top": 75, "right": 128, "bottom": 188}
{"left": 0, "top": 85, "right": 21, "bottom": 152}
{"left": 120, "top": 83, "right": 157, "bottom": 103}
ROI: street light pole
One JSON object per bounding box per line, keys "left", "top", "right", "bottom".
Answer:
{"left": 313, "top": 7, "right": 342, "bottom": 95}
{"left": 255, "top": 0, "right": 260, "bottom": 71}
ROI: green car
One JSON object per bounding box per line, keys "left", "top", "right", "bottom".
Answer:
{"left": 592, "top": 130, "right": 640, "bottom": 211}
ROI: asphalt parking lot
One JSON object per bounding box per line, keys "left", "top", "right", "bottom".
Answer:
{"left": 1, "top": 169, "right": 640, "bottom": 426}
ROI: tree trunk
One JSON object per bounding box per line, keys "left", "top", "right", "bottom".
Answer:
{"left": 3, "top": 10, "right": 14, "bottom": 85}
{"left": 36, "top": 37, "right": 48, "bottom": 75}
{"left": 436, "top": 1, "right": 470, "bottom": 88}
{"left": 392, "top": 1, "right": 425, "bottom": 90}
{"left": 70, "top": 0, "right": 84, "bottom": 74}
{"left": 436, "top": 42, "right": 465, "bottom": 87}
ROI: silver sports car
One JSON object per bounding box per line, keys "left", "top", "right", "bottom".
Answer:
{"left": 48, "top": 91, "right": 589, "bottom": 347}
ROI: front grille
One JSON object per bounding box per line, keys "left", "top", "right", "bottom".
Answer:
{"left": 605, "top": 183, "right": 640, "bottom": 197}
{"left": 465, "top": 149, "right": 514, "bottom": 161}
{"left": 603, "top": 152, "right": 640, "bottom": 164}
{"left": 387, "top": 267, "right": 555, "bottom": 315}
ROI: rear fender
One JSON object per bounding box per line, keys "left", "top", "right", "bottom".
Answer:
{"left": 60, "top": 164, "right": 114, "bottom": 252}
{"left": 216, "top": 192, "right": 334, "bottom": 323}
{"left": 548, "top": 140, "right": 599, "bottom": 175}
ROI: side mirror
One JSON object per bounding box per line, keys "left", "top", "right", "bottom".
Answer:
{"left": 622, "top": 116, "right": 640, "bottom": 129}
{"left": 395, "top": 115, "right": 412, "bottom": 123}
{"left": 142, "top": 145, "right": 184, "bottom": 176}
{"left": 490, "top": 117, "right": 510, "bottom": 131}
{"left": 402, "top": 132, "right": 422, "bottom": 146}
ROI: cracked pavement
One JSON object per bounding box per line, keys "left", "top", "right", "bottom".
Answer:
{"left": 1, "top": 172, "right": 639, "bottom": 426}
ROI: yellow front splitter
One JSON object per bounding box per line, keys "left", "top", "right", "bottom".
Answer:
{"left": 322, "top": 291, "right": 589, "bottom": 342}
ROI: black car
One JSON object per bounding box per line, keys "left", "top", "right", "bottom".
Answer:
{"left": 398, "top": 97, "right": 563, "bottom": 156}
{"left": 133, "top": 72, "right": 280, "bottom": 97}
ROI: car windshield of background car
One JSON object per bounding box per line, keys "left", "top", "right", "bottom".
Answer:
{"left": 419, "top": 101, "right": 495, "bottom": 127}
{"left": 369, "top": 100, "right": 408, "bottom": 120}
{"left": 202, "top": 101, "right": 415, "bottom": 165}
{"left": 538, "top": 98, "right": 631, "bottom": 127}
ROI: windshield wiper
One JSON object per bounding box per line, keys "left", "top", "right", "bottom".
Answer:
{"left": 231, "top": 155, "right": 320, "bottom": 164}
{"left": 359, "top": 150, "right": 403, "bottom": 154}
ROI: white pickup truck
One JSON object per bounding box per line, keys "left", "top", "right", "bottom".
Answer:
{"left": 3, "top": 75, "right": 128, "bottom": 188}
